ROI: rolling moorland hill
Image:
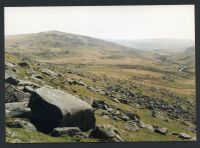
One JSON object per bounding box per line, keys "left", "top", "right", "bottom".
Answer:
{"left": 5, "top": 31, "right": 196, "bottom": 143}
{"left": 5, "top": 31, "right": 146, "bottom": 63}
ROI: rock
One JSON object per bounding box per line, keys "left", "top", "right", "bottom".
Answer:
{"left": 51, "top": 127, "right": 84, "bottom": 137}
{"left": 5, "top": 102, "right": 29, "bottom": 111}
{"left": 31, "top": 74, "right": 44, "bottom": 81}
{"left": 154, "top": 126, "right": 168, "bottom": 135}
{"left": 111, "top": 98, "right": 120, "bottom": 103}
{"left": 5, "top": 108, "right": 32, "bottom": 118}
{"left": 179, "top": 133, "right": 192, "bottom": 139}
{"left": 18, "top": 62, "right": 29, "bottom": 67}
{"left": 138, "top": 121, "right": 147, "bottom": 128}
{"left": 124, "top": 111, "right": 140, "bottom": 122}
{"left": 6, "top": 118, "right": 37, "bottom": 131}
{"left": 90, "top": 124, "right": 124, "bottom": 142}
{"left": 66, "top": 78, "right": 87, "bottom": 86}
{"left": 42, "top": 69, "right": 58, "bottom": 76}
{"left": 18, "top": 80, "right": 40, "bottom": 88}
{"left": 23, "top": 86, "right": 35, "bottom": 93}
{"left": 92, "top": 100, "right": 108, "bottom": 110}
{"left": 29, "top": 86, "right": 95, "bottom": 133}
{"left": 125, "top": 121, "right": 139, "bottom": 131}
{"left": 102, "top": 115, "right": 110, "bottom": 119}
{"left": 5, "top": 62, "right": 15, "bottom": 68}
{"left": 5, "top": 77, "right": 20, "bottom": 85}
{"left": 5, "top": 83, "right": 31, "bottom": 103}
{"left": 145, "top": 124, "right": 154, "bottom": 132}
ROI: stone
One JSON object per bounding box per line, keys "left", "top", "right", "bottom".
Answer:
{"left": 90, "top": 124, "right": 124, "bottom": 142}
{"left": 29, "top": 86, "right": 95, "bottom": 133}
{"left": 42, "top": 69, "right": 58, "bottom": 76}
{"left": 145, "top": 124, "right": 154, "bottom": 132}
{"left": 5, "top": 62, "right": 15, "bottom": 69}
{"left": 51, "top": 127, "right": 83, "bottom": 137}
{"left": 18, "top": 62, "right": 29, "bottom": 67}
{"left": 92, "top": 100, "right": 108, "bottom": 110}
{"left": 18, "top": 80, "right": 40, "bottom": 88}
{"left": 5, "top": 102, "right": 29, "bottom": 111}
{"left": 125, "top": 121, "right": 139, "bottom": 131}
{"left": 154, "top": 126, "right": 168, "bottom": 135}
{"left": 5, "top": 83, "right": 31, "bottom": 103}
{"left": 6, "top": 118, "right": 37, "bottom": 131}
{"left": 5, "top": 77, "right": 20, "bottom": 85}
{"left": 5, "top": 108, "right": 32, "bottom": 118}
{"left": 138, "top": 121, "right": 147, "bottom": 128}
{"left": 179, "top": 133, "right": 192, "bottom": 139}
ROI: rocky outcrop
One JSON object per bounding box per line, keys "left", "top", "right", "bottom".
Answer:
{"left": 29, "top": 87, "right": 95, "bottom": 133}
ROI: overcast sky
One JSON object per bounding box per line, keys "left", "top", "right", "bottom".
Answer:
{"left": 5, "top": 5, "right": 194, "bottom": 40}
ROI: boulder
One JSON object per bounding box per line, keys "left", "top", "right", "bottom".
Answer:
{"left": 90, "top": 124, "right": 124, "bottom": 142}
{"left": 6, "top": 118, "right": 37, "bottom": 131}
{"left": 5, "top": 62, "right": 15, "bottom": 68}
{"left": 5, "top": 83, "right": 31, "bottom": 103}
{"left": 18, "top": 62, "right": 29, "bottom": 67}
{"left": 125, "top": 121, "right": 139, "bottom": 131}
{"left": 51, "top": 127, "right": 85, "bottom": 137}
{"left": 29, "top": 86, "right": 95, "bottom": 133}
{"left": 5, "top": 102, "right": 31, "bottom": 119}
{"left": 179, "top": 133, "right": 192, "bottom": 139}
{"left": 6, "top": 108, "right": 31, "bottom": 118}
{"left": 42, "top": 69, "right": 58, "bottom": 77}
{"left": 5, "top": 102, "right": 29, "bottom": 111}
{"left": 18, "top": 80, "right": 40, "bottom": 88}
{"left": 5, "top": 77, "right": 20, "bottom": 85}
{"left": 154, "top": 126, "right": 168, "bottom": 135}
{"left": 92, "top": 100, "right": 108, "bottom": 110}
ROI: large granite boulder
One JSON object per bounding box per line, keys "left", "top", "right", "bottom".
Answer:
{"left": 29, "top": 86, "right": 95, "bottom": 133}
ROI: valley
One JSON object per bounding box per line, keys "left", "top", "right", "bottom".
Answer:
{"left": 5, "top": 31, "right": 196, "bottom": 142}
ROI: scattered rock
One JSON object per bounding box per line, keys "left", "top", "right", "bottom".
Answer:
{"left": 5, "top": 102, "right": 29, "bottom": 111}
{"left": 154, "top": 126, "right": 168, "bottom": 135}
{"left": 5, "top": 77, "right": 20, "bottom": 85}
{"left": 18, "top": 80, "right": 40, "bottom": 88}
{"left": 90, "top": 124, "right": 124, "bottom": 142}
{"left": 125, "top": 121, "right": 139, "bottom": 131}
{"left": 92, "top": 100, "right": 108, "bottom": 110}
{"left": 29, "top": 86, "right": 96, "bottom": 133}
{"left": 18, "top": 62, "right": 29, "bottom": 67}
{"left": 5, "top": 83, "right": 31, "bottom": 103}
{"left": 7, "top": 118, "right": 37, "bottom": 131}
{"left": 5, "top": 108, "right": 32, "bottom": 118}
{"left": 42, "top": 69, "right": 58, "bottom": 77}
{"left": 179, "top": 133, "right": 192, "bottom": 139}
{"left": 51, "top": 127, "right": 86, "bottom": 137}
{"left": 5, "top": 62, "right": 15, "bottom": 68}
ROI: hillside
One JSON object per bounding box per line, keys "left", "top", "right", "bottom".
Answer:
{"left": 5, "top": 31, "right": 196, "bottom": 143}
{"left": 5, "top": 31, "right": 144, "bottom": 63}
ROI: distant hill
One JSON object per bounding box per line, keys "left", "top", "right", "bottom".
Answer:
{"left": 5, "top": 31, "right": 142, "bottom": 61}
{"left": 107, "top": 39, "right": 195, "bottom": 52}
{"left": 174, "top": 47, "right": 195, "bottom": 66}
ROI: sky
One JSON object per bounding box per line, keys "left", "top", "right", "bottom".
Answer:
{"left": 5, "top": 5, "right": 194, "bottom": 40}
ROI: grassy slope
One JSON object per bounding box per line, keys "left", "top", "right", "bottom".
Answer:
{"left": 5, "top": 52, "right": 196, "bottom": 142}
